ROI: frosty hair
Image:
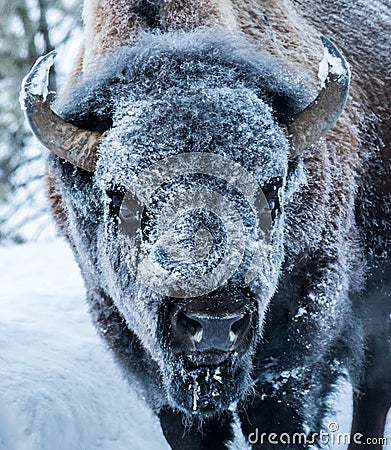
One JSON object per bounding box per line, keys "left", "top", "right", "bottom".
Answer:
{"left": 58, "top": 30, "right": 311, "bottom": 134}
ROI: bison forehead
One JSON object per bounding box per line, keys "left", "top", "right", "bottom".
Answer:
{"left": 57, "top": 30, "right": 310, "bottom": 135}
{"left": 96, "top": 86, "right": 289, "bottom": 188}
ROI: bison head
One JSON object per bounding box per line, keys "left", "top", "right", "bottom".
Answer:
{"left": 21, "top": 32, "right": 349, "bottom": 416}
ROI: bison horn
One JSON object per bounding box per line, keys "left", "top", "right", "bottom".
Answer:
{"left": 20, "top": 51, "right": 103, "bottom": 173}
{"left": 287, "top": 36, "right": 351, "bottom": 158}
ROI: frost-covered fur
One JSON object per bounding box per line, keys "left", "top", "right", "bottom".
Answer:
{"left": 81, "top": 0, "right": 238, "bottom": 68}
{"left": 46, "top": 0, "right": 390, "bottom": 449}
{"left": 54, "top": 30, "right": 313, "bottom": 410}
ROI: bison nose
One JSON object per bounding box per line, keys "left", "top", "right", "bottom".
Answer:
{"left": 190, "top": 313, "right": 246, "bottom": 352}
{"left": 171, "top": 309, "right": 251, "bottom": 353}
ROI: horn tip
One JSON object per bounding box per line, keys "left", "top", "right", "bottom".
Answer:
{"left": 318, "top": 36, "right": 350, "bottom": 88}
{"left": 20, "top": 51, "right": 57, "bottom": 110}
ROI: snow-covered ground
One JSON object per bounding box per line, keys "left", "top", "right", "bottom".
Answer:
{"left": 0, "top": 240, "right": 168, "bottom": 450}
{"left": 0, "top": 240, "right": 389, "bottom": 449}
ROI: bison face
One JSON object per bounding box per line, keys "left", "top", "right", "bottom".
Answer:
{"left": 88, "top": 87, "right": 291, "bottom": 415}
{"left": 22, "top": 32, "right": 349, "bottom": 416}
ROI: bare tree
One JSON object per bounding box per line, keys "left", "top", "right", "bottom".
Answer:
{"left": 0, "top": 0, "right": 81, "bottom": 243}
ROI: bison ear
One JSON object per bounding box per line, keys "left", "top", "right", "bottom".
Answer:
{"left": 286, "top": 36, "right": 351, "bottom": 158}
{"left": 20, "top": 52, "right": 104, "bottom": 173}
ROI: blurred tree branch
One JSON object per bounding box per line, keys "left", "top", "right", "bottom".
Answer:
{"left": 0, "top": 0, "right": 81, "bottom": 243}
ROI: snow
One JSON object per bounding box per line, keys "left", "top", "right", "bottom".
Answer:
{"left": 317, "top": 37, "right": 350, "bottom": 89}
{"left": 20, "top": 52, "right": 56, "bottom": 109}
{"left": 0, "top": 240, "right": 389, "bottom": 449}
{"left": 0, "top": 240, "right": 169, "bottom": 450}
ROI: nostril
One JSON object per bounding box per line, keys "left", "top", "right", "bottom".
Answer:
{"left": 170, "top": 310, "right": 203, "bottom": 353}
{"left": 230, "top": 312, "right": 251, "bottom": 343}
{"left": 193, "top": 327, "right": 203, "bottom": 343}
{"left": 175, "top": 310, "right": 202, "bottom": 338}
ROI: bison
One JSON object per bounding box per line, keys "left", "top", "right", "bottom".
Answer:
{"left": 21, "top": 0, "right": 390, "bottom": 448}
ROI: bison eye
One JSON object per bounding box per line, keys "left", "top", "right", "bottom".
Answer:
{"left": 106, "top": 189, "right": 125, "bottom": 215}
{"left": 262, "top": 177, "right": 283, "bottom": 220}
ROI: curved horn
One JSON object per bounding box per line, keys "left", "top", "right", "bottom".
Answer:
{"left": 20, "top": 52, "right": 103, "bottom": 172}
{"left": 287, "top": 36, "right": 351, "bottom": 158}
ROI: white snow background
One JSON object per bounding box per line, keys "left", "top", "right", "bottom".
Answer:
{"left": 0, "top": 240, "right": 389, "bottom": 450}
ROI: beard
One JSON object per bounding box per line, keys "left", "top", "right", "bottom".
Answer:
{"left": 161, "top": 350, "right": 254, "bottom": 417}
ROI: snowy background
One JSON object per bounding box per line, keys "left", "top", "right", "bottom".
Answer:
{"left": 1, "top": 238, "right": 389, "bottom": 449}
{"left": 0, "top": 239, "right": 168, "bottom": 450}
